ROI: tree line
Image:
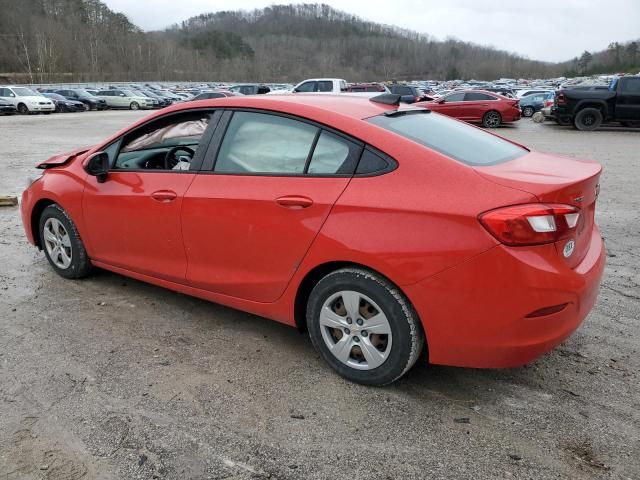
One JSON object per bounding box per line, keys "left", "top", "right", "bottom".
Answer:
{"left": 0, "top": 0, "right": 637, "bottom": 84}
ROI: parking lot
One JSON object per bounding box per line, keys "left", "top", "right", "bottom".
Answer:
{"left": 0, "top": 111, "right": 638, "bottom": 480}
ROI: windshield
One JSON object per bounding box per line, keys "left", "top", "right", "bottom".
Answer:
{"left": 13, "top": 87, "right": 39, "bottom": 97}
{"left": 367, "top": 112, "right": 527, "bottom": 166}
{"left": 46, "top": 93, "right": 65, "bottom": 100}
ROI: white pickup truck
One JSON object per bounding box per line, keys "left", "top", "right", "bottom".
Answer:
{"left": 292, "top": 78, "right": 348, "bottom": 93}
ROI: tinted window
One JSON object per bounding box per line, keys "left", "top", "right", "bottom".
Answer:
{"left": 621, "top": 79, "right": 640, "bottom": 93}
{"left": 296, "top": 82, "right": 316, "bottom": 93}
{"left": 317, "top": 81, "right": 333, "bottom": 92}
{"left": 307, "top": 131, "right": 360, "bottom": 175}
{"left": 443, "top": 93, "right": 465, "bottom": 102}
{"left": 392, "top": 86, "right": 412, "bottom": 95}
{"left": 215, "top": 112, "right": 317, "bottom": 174}
{"left": 356, "top": 148, "right": 392, "bottom": 175}
{"left": 368, "top": 112, "right": 526, "bottom": 166}
{"left": 464, "top": 92, "right": 495, "bottom": 101}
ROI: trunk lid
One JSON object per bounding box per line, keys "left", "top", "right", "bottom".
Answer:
{"left": 474, "top": 151, "right": 601, "bottom": 267}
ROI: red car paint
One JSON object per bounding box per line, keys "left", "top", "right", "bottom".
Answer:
{"left": 425, "top": 90, "right": 521, "bottom": 124}
{"left": 21, "top": 94, "right": 605, "bottom": 369}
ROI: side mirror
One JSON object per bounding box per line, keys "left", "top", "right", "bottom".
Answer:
{"left": 437, "top": 98, "right": 445, "bottom": 104}
{"left": 120, "top": 93, "right": 126, "bottom": 97}
{"left": 9, "top": 93, "right": 15, "bottom": 98}
{"left": 293, "top": 87, "right": 300, "bottom": 93}
{"left": 85, "top": 152, "right": 109, "bottom": 183}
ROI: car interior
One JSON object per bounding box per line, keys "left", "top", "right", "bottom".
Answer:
{"left": 113, "top": 112, "right": 210, "bottom": 170}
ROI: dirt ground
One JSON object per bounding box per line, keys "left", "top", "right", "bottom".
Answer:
{"left": 0, "top": 111, "right": 638, "bottom": 480}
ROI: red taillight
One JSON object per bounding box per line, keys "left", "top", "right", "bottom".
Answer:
{"left": 415, "top": 96, "right": 420, "bottom": 102}
{"left": 544, "top": 99, "right": 554, "bottom": 107}
{"left": 479, "top": 203, "right": 580, "bottom": 246}
{"left": 556, "top": 93, "right": 566, "bottom": 106}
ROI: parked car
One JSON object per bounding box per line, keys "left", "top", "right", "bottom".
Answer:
{"left": 190, "top": 91, "right": 238, "bottom": 101}
{"left": 347, "top": 83, "right": 387, "bottom": 93}
{"left": 516, "top": 89, "right": 554, "bottom": 98}
{"left": 229, "top": 84, "right": 271, "bottom": 95}
{"left": 43, "top": 93, "right": 87, "bottom": 113}
{"left": 553, "top": 76, "right": 640, "bottom": 130}
{"left": 0, "top": 98, "right": 17, "bottom": 115}
{"left": 126, "top": 88, "right": 162, "bottom": 109}
{"left": 388, "top": 84, "right": 425, "bottom": 103}
{"left": 55, "top": 89, "right": 108, "bottom": 110}
{"left": 0, "top": 86, "right": 55, "bottom": 114}
{"left": 520, "top": 92, "right": 555, "bottom": 117}
{"left": 94, "top": 89, "right": 155, "bottom": 110}
{"left": 292, "top": 78, "right": 347, "bottom": 94}
{"left": 21, "top": 94, "right": 604, "bottom": 385}
{"left": 424, "top": 90, "right": 521, "bottom": 127}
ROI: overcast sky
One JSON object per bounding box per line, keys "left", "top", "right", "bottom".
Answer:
{"left": 103, "top": 0, "right": 639, "bottom": 62}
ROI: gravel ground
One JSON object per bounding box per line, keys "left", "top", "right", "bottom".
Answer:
{"left": 0, "top": 111, "right": 638, "bottom": 480}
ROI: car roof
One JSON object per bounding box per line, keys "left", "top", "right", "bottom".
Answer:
{"left": 168, "top": 93, "right": 397, "bottom": 120}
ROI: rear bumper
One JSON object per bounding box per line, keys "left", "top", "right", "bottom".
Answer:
{"left": 406, "top": 227, "right": 605, "bottom": 368}
{"left": 503, "top": 107, "right": 521, "bottom": 122}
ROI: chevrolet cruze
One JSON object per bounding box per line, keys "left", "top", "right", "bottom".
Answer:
{"left": 21, "top": 94, "right": 605, "bottom": 385}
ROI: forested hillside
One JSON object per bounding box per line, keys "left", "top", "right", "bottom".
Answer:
{"left": 0, "top": 0, "right": 636, "bottom": 84}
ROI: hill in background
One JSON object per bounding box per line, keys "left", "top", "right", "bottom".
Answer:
{"left": 0, "top": 0, "right": 636, "bottom": 83}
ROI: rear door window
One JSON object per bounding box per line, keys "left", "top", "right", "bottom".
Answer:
{"left": 368, "top": 112, "right": 526, "bottom": 166}
{"left": 317, "top": 81, "right": 333, "bottom": 92}
{"left": 214, "top": 112, "right": 318, "bottom": 174}
{"left": 443, "top": 93, "right": 465, "bottom": 102}
{"left": 307, "top": 131, "right": 360, "bottom": 175}
{"left": 464, "top": 92, "right": 495, "bottom": 101}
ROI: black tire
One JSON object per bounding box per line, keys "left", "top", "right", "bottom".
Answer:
{"left": 574, "top": 108, "right": 602, "bottom": 131}
{"left": 17, "top": 103, "right": 29, "bottom": 115}
{"left": 39, "top": 204, "right": 92, "bottom": 279}
{"left": 482, "top": 110, "right": 502, "bottom": 128}
{"left": 522, "top": 106, "right": 535, "bottom": 117}
{"left": 130, "top": 102, "right": 139, "bottom": 110}
{"left": 307, "top": 267, "right": 424, "bottom": 386}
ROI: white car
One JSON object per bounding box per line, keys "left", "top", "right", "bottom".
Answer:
{"left": 0, "top": 86, "right": 55, "bottom": 114}
{"left": 94, "top": 89, "right": 155, "bottom": 110}
{"left": 292, "top": 78, "right": 348, "bottom": 94}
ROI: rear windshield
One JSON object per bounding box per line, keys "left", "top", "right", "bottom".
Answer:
{"left": 367, "top": 112, "right": 527, "bottom": 166}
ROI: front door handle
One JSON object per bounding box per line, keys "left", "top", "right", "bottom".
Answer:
{"left": 151, "top": 190, "right": 177, "bottom": 202}
{"left": 276, "top": 195, "right": 313, "bottom": 209}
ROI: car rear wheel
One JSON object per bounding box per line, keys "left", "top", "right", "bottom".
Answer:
{"left": 130, "top": 102, "right": 139, "bottom": 110}
{"left": 522, "top": 106, "right": 535, "bottom": 117}
{"left": 574, "top": 108, "right": 602, "bottom": 131}
{"left": 482, "top": 110, "right": 502, "bottom": 128}
{"left": 39, "top": 204, "right": 92, "bottom": 279}
{"left": 307, "top": 268, "right": 424, "bottom": 385}
{"left": 17, "top": 103, "right": 29, "bottom": 115}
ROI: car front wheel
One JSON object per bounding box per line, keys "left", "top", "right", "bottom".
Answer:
{"left": 307, "top": 268, "right": 424, "bottom": 385}
{"left": 17, "top": 103, "right": 29, "bottom": 114}
{"left": 39, "top": 204, "right": 92, "bottom": 279}
{"left": 130, "top": 102, "right": 139, "bottom": 110}
{"left": 522, "top": 106, "right": 534, "bottom": 117}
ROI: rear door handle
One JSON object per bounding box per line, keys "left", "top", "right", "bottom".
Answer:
{"left": 151, "top": 190, "right": 177, "bottom": 202}
{"left": 276, "top": 195, "right": 313, "bottom": 209}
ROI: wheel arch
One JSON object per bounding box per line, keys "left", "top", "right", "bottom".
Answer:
{"left": 31, "top": 198, "right": 57, "bottom": 249}
{"left": 575, "top": 100, "right": 608, "bottom": 117}
{"left": 293, "top": 261, "right": 427, "bottom": 349}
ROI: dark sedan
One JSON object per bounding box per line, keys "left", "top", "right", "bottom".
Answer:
{"left": 55, "top": 89, "right": 108, "bottom": 110}
{"left": 43, "top": 93, "right": 87, "bottom": 112}
{"left": 0, "top": 98, "right": 17, "bottom": 115}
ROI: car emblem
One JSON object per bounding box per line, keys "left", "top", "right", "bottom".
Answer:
{"left": 563, "top": 240, "right": 575, "bottom": 258}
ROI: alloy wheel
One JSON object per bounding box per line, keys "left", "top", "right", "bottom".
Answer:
{"left": 43, "top": 218, "right": 72, "bottom": 269}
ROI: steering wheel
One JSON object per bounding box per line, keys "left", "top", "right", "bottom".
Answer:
{"left": 164, "top": 146, "right": 195, "bottom": 170}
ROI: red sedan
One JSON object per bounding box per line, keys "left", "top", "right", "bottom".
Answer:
{"left": 21, "top": 94, "right": 604, "bottom": 385}
{"left": 425, "top": 90, "right": 521, "bottom": 127}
